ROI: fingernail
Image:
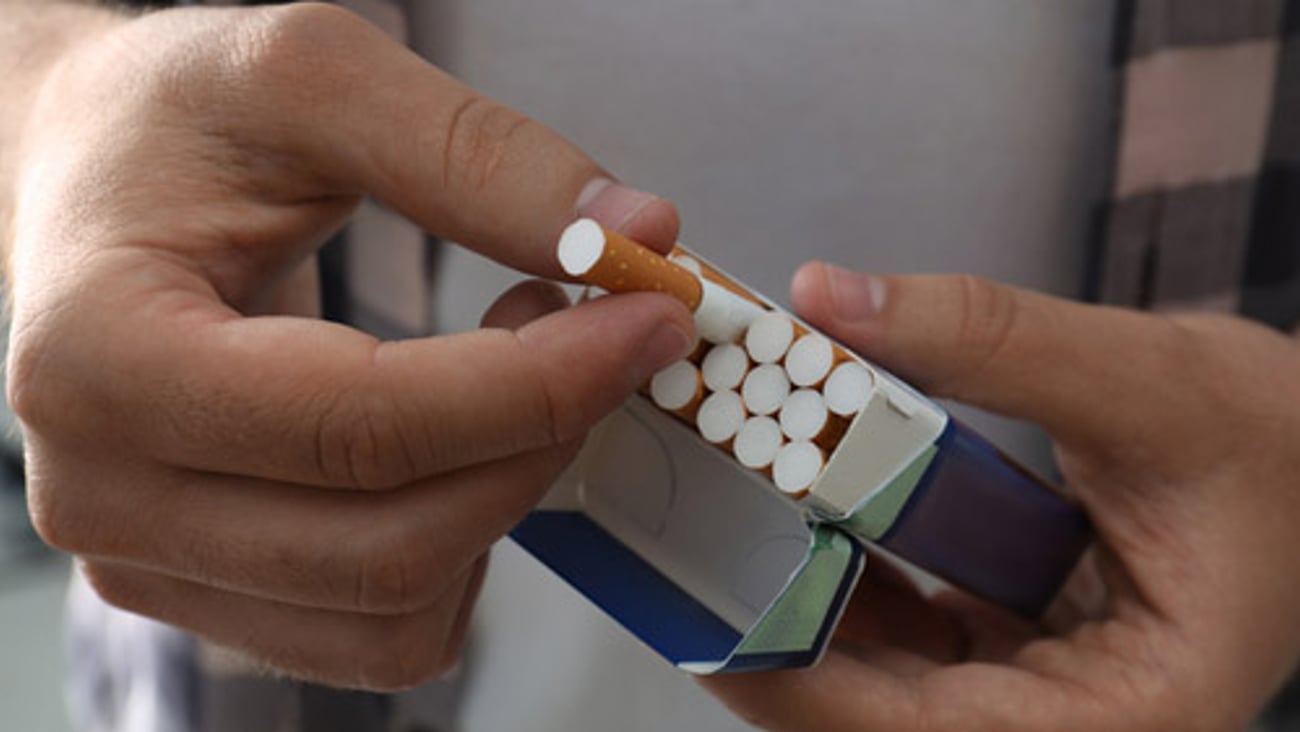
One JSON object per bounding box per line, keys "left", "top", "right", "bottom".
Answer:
{"left": 636, "top": 321, "right": 695, "bottom": 383}
{"left": 825, "top": 264, "right": 886, "bottom": 321}
{"left": 576, "top": 177, "right": 660, "bottom": 232}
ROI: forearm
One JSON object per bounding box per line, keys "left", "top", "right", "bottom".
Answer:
{"left": 1, "top": 0, "right": 126, "bottom": 265}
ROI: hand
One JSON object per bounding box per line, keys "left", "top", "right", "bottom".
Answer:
{"left": 5, "top": 3, "right": 693, "bottom": 690}
{"left": 703, "top": 265, "right": 1300, "bottom": 730}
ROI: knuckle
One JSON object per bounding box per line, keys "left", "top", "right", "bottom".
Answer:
{"left": 313, "top": 383, "right": 414, "bottom": 491}
{"left": 950, "top": 274, "right": 1020, "bottom": 392}
{"left": 243, "top": 3, "right": 366, "bottom": 63}
{"left": 220, "top": 3, "right": 369, "bottom": 99}
{"left": 505, "top": 330, "right": 568, "bottom": 446}
{"left": 440, "top": 95, "right": 535, "bottom": 191}
{"left": 354, "top": 528, "right": 440, "bottom": 614}
{"left": 6, "top": 327, "right": 63, "bottom": 435}
{"left": 343, "top": 408, "right": 414, "bottom": 490}
{"left": 80, "top": 562, "right": 147, "bottom": 614}
{"left": 341, "top": 403, "right": 389, "bottom": 489}
{"left": 24, "top": 473, "right": 87, "bottom": 553}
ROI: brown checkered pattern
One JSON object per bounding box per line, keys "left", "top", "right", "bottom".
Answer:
{"left": 1098, "top": 4, "right": 1300, "bottom": 727}
{"left": 1096, "top": 0, "right": 1300, "bottom": 332}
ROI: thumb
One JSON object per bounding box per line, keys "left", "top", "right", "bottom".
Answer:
{"left": 228, "top": 4, "right": 677, "bottom": 274}
{"left": 789, "top": 262, "right": 1182, "bottom": 448}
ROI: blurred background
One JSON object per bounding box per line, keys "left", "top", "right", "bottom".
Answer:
{"left": 1, "top": 440, "right": 72, "bottom": 731}
{"left": 4, "top": 0, "right": 1300, "bottom": 728}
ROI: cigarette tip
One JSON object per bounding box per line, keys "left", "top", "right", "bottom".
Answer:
{"left": 557, "top": 218, "right": 605, "bottom": 276}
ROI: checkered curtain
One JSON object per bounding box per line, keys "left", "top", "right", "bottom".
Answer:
{"left": 1096, "top": 0, "right": 1300, "bottom": 335}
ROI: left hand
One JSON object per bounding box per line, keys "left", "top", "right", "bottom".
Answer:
{"left": 702, "top": 263, "right": 1300, "bottom": 731}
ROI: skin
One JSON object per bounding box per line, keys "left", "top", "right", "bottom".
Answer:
{"left": 4, "top": 1, "right": 1299, "bottom": 727}
{"left": 699, "top": 265, "right": 1300, "bottom": 731}
{"left": 2, "top": 1, "right": 694, "bottom": 690}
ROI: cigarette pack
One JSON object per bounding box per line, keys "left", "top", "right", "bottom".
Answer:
{"left": 512, "top": 231, "right": 1091, "bottom": 674}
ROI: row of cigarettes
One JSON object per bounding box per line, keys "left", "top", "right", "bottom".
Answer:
{"left": 649, "top": 312, "right": 872, "bottom": 496}
{"left": 558, "top": 220, "right": 875, "bottom": 498}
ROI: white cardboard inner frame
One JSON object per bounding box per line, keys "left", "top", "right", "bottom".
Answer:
{"left": 668, "top": 247, "right": 947, "bottom": 520}
{"left": 538, "top": 248, "right": 947, "bottom": 635}
{"left": 543, "top": 398, "right": 812, "bottom": 632}
{"left": 806, "top": 372, "right": 947, "bottom": 519}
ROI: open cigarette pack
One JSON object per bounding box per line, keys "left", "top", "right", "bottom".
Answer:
{"left": 510, "top": 222, "right": 1092, "bottom": 674}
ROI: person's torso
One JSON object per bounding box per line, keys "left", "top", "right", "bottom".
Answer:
{"left": 411, "top": 4, "right": 1116, "bottom": 731}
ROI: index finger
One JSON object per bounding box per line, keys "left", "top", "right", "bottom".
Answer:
{"left": 211, "top": 3, "right": 680, "bottom": 272}
{"left": 16, "top": 265, "right": 694, "bottom": 489}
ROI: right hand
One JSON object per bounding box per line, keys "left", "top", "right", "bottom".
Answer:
{"left": 5, "top": 2, "right": 693, "bottom": 690}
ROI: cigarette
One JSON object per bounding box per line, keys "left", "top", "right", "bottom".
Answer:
{"left": 649, "top": 360, "right": 704, "bottom": 418}
{"left": 784, "top": 333, "right": 837, "bottom": 388}
{"left": 696, "top": 390, "right": 747, "bottom": 446}
{"left": 741, "top": 363, "right": 791, "bottom": 417}
{"left": 772, "top": 440, "right": 826, "bottom": 498}
{"left": 823, "top": 361, "right": 874, "bottom": 417}
{"left": 559, "top": 219, "right": 702, "bottom": 307}
{"left": 745, "top": 311, "right": 796, "bottom": 364}
{"left": 733, "top": 416, "right": 784, "bottom": 471}
{"left": 695, "top": 280, "right": 766, "bottom": 344}
{"left": 781, "top": 388, "right": 850, "bottom": 450}
{"left": 559, "top": 219, "right": 764, "bottom": 345}
{"left": 701, "top": 343, "right": 750, "bottom": 392}
{"left": 668, "top": 253, "right": 703, "bottom": 275}
{"left": 669, "top": 245, "right": 766, "bottom": 306}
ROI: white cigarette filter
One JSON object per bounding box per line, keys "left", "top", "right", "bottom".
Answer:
{"left": 668, "top": 253, "right": 703, "bottom": 275}
{"left": 701, "top": 343, "right": 749, "bottom": 392}
{"left": 778, "top": 388, "right": 830, "bottom": 441}
{"left": 784, "top": 333, "right": 836, "bottom": 388}
{"left": 824, "top": 361, "right": 874, "bottom": 417}
{"left": 733, "top": 416, "right": 784, "bottom": 471}
{"left": 558, "top": 219, "right": 762, "bottom": 345}
{"left": 772, "top": 440, "right": 826, "bottom": 497}
{"left": 741, "top": 363, "right": 791, "bottom": 417}
{"left": 695, "top": 279, "right": 766, "bottom": 345}
{"left": 559, "top": 219, "right": 703, "bottom": 308}
{"left": 745, "top": 311, "right": 796, "bottom": 364}
{"left": 696, "top": 390, "right": 747, "bottom": 445}
{"left": 649, "top": 360, "right": 703, "bottom": 415}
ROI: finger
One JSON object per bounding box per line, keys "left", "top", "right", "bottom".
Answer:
{"left": 703, "top": 649, "right": 1073, "bottom": 732}
{"left": 929, "top": 590, "right": 1041, "bottom": 664}
{"left": 14, "top": 260, "right": 694, "bottom": 488}
{"left": 439, "top": 555, "right": 489, "bottom": 666}
{"left": 840, "top": 553, "right": 1043, "bottom": 668}
{"left": 79, "top": 559, "right": 478, "bottom": 692}
{"left": 217, "top": 3, "right": 679, "bottom": 271}
{"left": 789, "top": 261, "right": 1187, "bottom": 447}
{"left": 702, "top": 652, "right": 927, "bottom": 732}
{"left": 835, "top": 552, "right": 968, "bottom": 665}
{"left": 27, "top": 438, "right": 573, "bottom": 614}
{"left": 480, "top": 279, "right": 571, "bottom": 330}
